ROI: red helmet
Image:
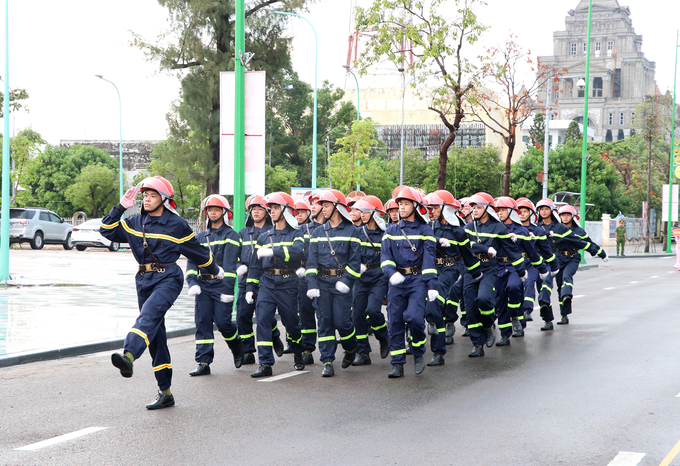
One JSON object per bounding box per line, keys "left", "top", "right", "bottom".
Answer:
{"left": 246, "top": 195, "right": 267, "bottom": 210}
{"left": 353, "top": 195, "right": 385, "bottom": 214}
{"left": 495, "top": 196, "right": 518, "bottom": 210}
{"left": 468, "top": 192, "right": 496, "bottom": 209}
{"left": 140, "top": 176, "right": 176, "bottom": 209}
{"left": 536, "top": 198, "right": 557, "bottom": 211}
{"left": 346, "top": 190, "right": 366, "bottom": 207}
{"left": 516, "top": 197, "right": 537, "bottom": 213}
{"left": 395, "top": 186, "right": 429, "bottom": 221}
{"left": 433, "top": 190, "right": 460, "bottom": 209}
{"left": 384, "top": 198, "right": 398, "bottom": 211}
{"left": 315, "top": 189, "right": 351, "bottom": 220}
{"left": 558, "top": 204, "right": 579, "bottom": 217}
{"left": 391, "top": 185, "right": 407, "bottom": 199}
{"left": 202, "top": 194, "right": 233, "bottom": 218}
{"left": 459, "top": 197, "right": 470, "bottom": 208}
{"left": 294, "top": 200, "right": 312, "bottom": 212}
{"left": 264, "top": 192, "right": 298, "bottom": 215}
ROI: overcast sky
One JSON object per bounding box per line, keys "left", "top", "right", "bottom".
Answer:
{"left": 2, "top": 0, "right": 678, "bottom": 145}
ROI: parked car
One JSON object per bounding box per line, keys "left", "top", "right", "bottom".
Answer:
{"left": 72, "top": 218, "right": 128, "bottom": 251}
{"left": 6, "top": 207, "right": 73, "bottom": 250}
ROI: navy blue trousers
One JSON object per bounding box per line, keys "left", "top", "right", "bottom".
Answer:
{"left": 316, "top": 280, "right": 357, "bottom": 363}
{"left": 237, "top": 285, "right": 280, "bottom": 354}
{"left": 463, "top": 265, "right": 497, "bottom": 347}
{"left": 255, "top": 285, "right": 307, "bottom": 366}
{"left": 298, "top": 277, "right": 317, "bottom": 351}
{"left": 537, "top": 272, "right": 555, "bottom": 322}
{"left": 556, "top": 256, "right": 579, "bottom": 316}
{"left": 387, "top": 277, "right": 427, "bottom": 365}
{"left": 193, "top": 284, "right": 239, "bottom": 364}
{"left": 521, "top": 266, "right": 539, "bottom": 321}
{"left": 353, "top": 277, "right": 388, "bottom": 355}
{"left": 495, "top": 267, "right": 523, "bottom": 337}
{"left": 426, "top": 266, "right": 458, "bottom": 355}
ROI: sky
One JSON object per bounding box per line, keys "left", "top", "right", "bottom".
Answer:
{"left": 2, "top": 0, "right": 679, "bottom": 145}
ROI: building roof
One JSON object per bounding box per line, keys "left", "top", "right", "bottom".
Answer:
{"left": 574, "top": 0, "right": 621, "bottom": 10}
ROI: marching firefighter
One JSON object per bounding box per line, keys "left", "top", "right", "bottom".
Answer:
{"left": 350, "top": 195, "right": 390, "bottom": 366}
{"left": 381, "top": 186, "right": 438, "bottom": 377}
{"left": 236, "top": 195, "right": 283, "bottom": 364}
{"left": 185, "top": 195, "right": 243, "bottom": 376}
{"left": 556, "top": 204, "right": 608, "bottom": 322}
{"left": 347, "top": 191, "right": 366, "bottom": 227}
{"left": 385, "top": 198, "right": 400, "bottom": 224}
{"left": 247, "top": 192, "right": 311, "bottom": 378}
{"left": 305, "top": 189, "right": 361, "bottom": 377}
{"left": 536, "top": 199, "right": 607, "bottom": 329}
{"left": 424, "top": 190, "right": 481, "bottom": 365}
{"left": 103, "top": 176, "right": 223, "bottom": 409}
{"left": 308, "top": 190, "right": 326, "bottom": 228}
{"left": 464, "top": 192, "right": 526, "bottom": 357}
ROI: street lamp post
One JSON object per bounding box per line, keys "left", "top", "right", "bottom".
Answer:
{"left": 666, "top": 31, "right": 679, "bottom": 253}
{"left": 95, "top": 75, "right": 124, "bottom": 199}
{"left": 578, "top": 0, "right": 594, "bottom": 264}
{"left": 267, "top": 9, "right": 318, "bottom": 189}
{"left": 1, "top": 0, "right": 10, "bottom": 282}
{"left": 342, "top": 65, "right": 361, "bottom": 190}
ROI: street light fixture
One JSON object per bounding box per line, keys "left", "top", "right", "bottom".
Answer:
{"left": 95, "top": 75, "right": 124, "bottom": 199}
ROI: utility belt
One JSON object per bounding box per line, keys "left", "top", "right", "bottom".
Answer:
{"left": 200, "top": 273, "right": 220, "bottom": 280}
{"left": 319, "top": 267, "right": 344, "bottom": 278}
{"left": 138, "top": 262, "right": 176, "bottom": 274}
{"left": 362, "top": 263, "right": 381, "bottom": 270}
{"left": 496, "top": 257, "right": 511, "bottom": 263}
{"left": 521, "top": 252, "right": 528, "bottom": 258}
{"left": 558, "top": 250, "right": 579, "bottom": 257}
{"left": 435, "top": 255, "right": 462, "bottom": 266}
{"left": 396, "top": 264, "right": 422, "bottom": 275}
{"left": 264, "top": 267, "right": 296, "bottom": 278}
{"left": 476, "top": 253, "right": 491, "bottom": 262}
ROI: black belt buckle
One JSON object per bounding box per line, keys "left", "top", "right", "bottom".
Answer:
{"left": 477, "top": 254, "right": 489, "bottom": 262}
{"left": 282, "top": 271, "right": 293, "bottom": 279}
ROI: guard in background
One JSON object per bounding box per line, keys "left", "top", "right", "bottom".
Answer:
{"left": 103, "top": 176, "right": 222, "bottom": 410}
{"left": 615, "top": 220, "right": 626, "bottom": 256}
{"left": 305, "top": 189, "right": 361, "bottom": 377}
{"left": 381, "top": 187, "right": 438, "bottom": 378}
{"left": 185, "top": 195, "right": 243, "bottom": 376}
{"left": 247, "top": 192, "right": 310, "bottom": 377}
{"left": 351, "top": 195, "right": 390, "bottom": 366}
{"left": 236, "top": 195, "right": 283, "bottom": 364}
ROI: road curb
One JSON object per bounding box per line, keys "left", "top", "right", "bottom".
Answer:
{"left": 579, "top": 264, "right": 598, "bottom": 271}
{"left": 0, "top": 326, "right": 196, "bottom": 369}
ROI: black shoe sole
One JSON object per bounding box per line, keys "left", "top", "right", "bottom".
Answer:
{"left": 189, "top": 366, "right": 211, "bottom": 376}
{"left": 146, "top": 398, "right": 175, "bottom": 410}
{"left": 111, "top": 353, "right": 133, "bottom": 378}
{"left": 541, "top": 323, "right": 554, "bottom": 331}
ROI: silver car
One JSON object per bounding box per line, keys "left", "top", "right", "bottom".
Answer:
{"left": 72, "top": 218, "right": 128, "bottom": 251}
{"left": 7, "top": 208, "right": 74, "bottom": 250}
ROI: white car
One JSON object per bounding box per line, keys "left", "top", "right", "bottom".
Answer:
{"left": 72, "top": 218, "right": 128, "bottom": 251}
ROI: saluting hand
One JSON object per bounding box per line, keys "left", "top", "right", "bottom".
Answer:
{"left": 120, "top": 185, "right": 140, "bottom": 209}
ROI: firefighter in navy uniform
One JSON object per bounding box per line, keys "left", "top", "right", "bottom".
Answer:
{"left": 102, "top": 176, "right": 222, "bottom": 410}
{"left": 423, "top": 190, "right": 481, "bottom": 365}
{"left": 236, "top": 195, "right": 283, "bottom": 364}
{"left": 535, "top": 199, "right": 607, "bottom": 330}
{"left": 516, "top": 198, "right": 558, "bottom": 323}
{"left": 247, "top": 192, "right": 311, "bottom": 378}
{"left": 463, "top": 193, "right": 526, "bottom": 357}
{"left": 556, "top": 204, "right": 608, "bottom": 323}
{"left": 185, "top": 195, "right": 244, "bottom": 376}
{"left": 350, "top": 195, "right": 390, "bottom": 366}
{"left": 305, "top": 189, "right": 361, "bottom": 377}
{"left": 347, "top": 191, "right": 366, "bottom": 228}
{"left": 457, "top": 197, "right": 474, "bottom": 337}
{"left": 381, "top": 187, "right": 438, "bottom": 378}
{"left": 385, "top": 198, "right": 400, "bottom": 224}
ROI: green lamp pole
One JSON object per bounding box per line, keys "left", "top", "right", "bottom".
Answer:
{"left": 666, "top": 30, "right": 679, "bottom": 253}
{"left": 578, "top": 0, "right": 593, "bottom": 265}
{"left": 267, "top": 9, "right": 318, "bottom": 189}
{"left": 233, "top": 0, "right": 245, "bottom": 231}
{"left": 95, "top": 75, "right": 124, "bottom": 199}
{"left": 342, "top": 65, "right": 361, "bottom": 190}
{"left": 0, "top": 0, "right": 10, "bottom": 282}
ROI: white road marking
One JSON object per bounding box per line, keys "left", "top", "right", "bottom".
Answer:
{"left": 650, "top": 275, "right": 658, "bottom": 278}
{"left": 603, "top": 287, "right": 616, "bottom": 290}
{"left": 660, "top": 257, "right": 674, "bottom": 260}
{"left": 257, "top": 371, "right": 309, "bottom": 382}
{"left": 629, "top": 281, "right": 640, "bottom": 284}
{"left": 605, "top": 451, "right": 646, "bottom": 466}
{"left": 676, "top": 392, "right": 680, "bottom": 398}
{"left": 669, "top": 271, "right": 676, "bottom": 273}
{"left": 15, "top": 427, "right": 107, "bottom": 451}
{"left": 573, "top": 295, "right": 585, "bottom": 299}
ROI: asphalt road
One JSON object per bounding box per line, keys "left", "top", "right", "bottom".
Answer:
{"left": 1, "top": 256, "right": 679, "bottom": 465}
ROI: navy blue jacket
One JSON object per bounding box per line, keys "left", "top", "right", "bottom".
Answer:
{"left": 357, "top": 225, "right": 385, "bottom": 283}
{"left": 464, "top": 217, "right": 527, "bottom": 276}
{"left": 540, "top": 219, "right": 602, "bottom": 257}
{"left": 306, "top": 219, "right": 362, "bottom": 290}
{"left": 505, "top": 222, "right": 548, "bottom": 274}
{"left": 238, "top": 224, "right": 269, "bottom": 287}
{"left": 186, "top": 222, "right": 239, "bottom": 292}
{"left": 430, "top": 220, "right": 482, "bottom": 279}
{"left": 381, "top": 219, "right": 437, "bottom": 290}
{"left": 247, "top": 224, "right": 305, "bottom": 292}
{"left": 524, "top": 222, "right": 559, "bottom": 272}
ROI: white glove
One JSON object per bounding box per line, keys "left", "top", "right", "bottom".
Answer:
{"left": 474, "top": 272, "right": 483, "bottom": 281}
{"left": 550, "top": 270, "right": 559, "bottom": 277}
{"left": 245, "top": 291, "right": 254, "bottom": 304}
{"left": 539, "top": 271, "right": 549, "bottom": 280}
{"left": 217, "top": 266, "right": 225, "bottom": 279}
{"left": 389, "top": 272, "right": 405, "bottom": 285}
{"left": 549, "top": 231, "right": 555, "bottom": 237}
{"left": 360, "top": 264, "right": 367, "bottom": 274}
{"left": 188, "top": 284, "right": 201, "bottom": 296}
{"left": 439, "top": 238, "right": 451, "bottom": 248}
{"left": 220, "top": 294, "right": 234, "bottom": 303}
{"left": 307, "top": 288, "right": 320, "bottom": 299}
{"left": 120, "top": 185, "right": 139, "bottom": 209}
{"left": 487, "top": 247, "right": 497, "bottom": 258}
{"left": 519, "top": 271, "right": 527, "bottom": 282}
{"left": 236, "top": 264, "right": 248, "bottom": 278}
{"left": 335, "top": 282, "right": 351, "bottom": 294}
{"left": 257, "top": 248, "right": 274, "bottom": 259}
{"left": 529, "top": 232, "right": 535, "bottom": 238}
{"left": 509, "top": 233, "right": 517, "bottom": 243}
{"left": 428, "top": 289, "right": 439, "bottom": 301}
{"left": 454, "top": 275, "right": 462, "bottom": 284}
{"left": 296, "top": 267, "right": 305, "bottom": 278}
{"left": 602, "top": 253, "right": 609, "bottom": 263}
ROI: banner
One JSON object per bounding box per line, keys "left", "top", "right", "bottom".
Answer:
{"left": 662, "top": 184, "right": 679, "bottom": 223}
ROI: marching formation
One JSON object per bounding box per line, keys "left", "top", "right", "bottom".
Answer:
{"left": 101, "top": 177, "right": 608, "bottom": 409}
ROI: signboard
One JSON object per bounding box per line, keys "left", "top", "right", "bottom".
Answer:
{"left": 676, "top": 166, "right": 680, "bottom": 180}
{"left": 220, "top": 70, "right": 266, "bottom": 195}
{"left": 662, "top": 184, "right": 679, "bottom": 223}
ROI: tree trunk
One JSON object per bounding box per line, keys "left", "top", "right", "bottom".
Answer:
{"left": 436, "top": 105, "right": 465, "bottom": 190}
{"left": 645, "top": 137, "right": 652, "bottom": 252}
{"left": 504, "top": 142, "right": 515, "bottom": 196}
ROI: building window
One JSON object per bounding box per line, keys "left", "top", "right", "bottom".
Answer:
{"left": 614, "top": 68, "right": 621, "bottom": 98}
{"left": 617, "top": 129, "right": 625, "bottom": 140}
{"left": 620, "top": 112, "right": 624, "bottom": 125}
{"left": 607, "top": 40, "right": 614, "bottom": 57}
{"left": 583, "top": 42, "right": 587, "bottom": 55}
{"left": 606, "top": 130, "right": 613, "bottom": 142}
{"left": 593, "top": 77, "right": 603, "bottom": 97}
{"left": 608, "top": 112, "right": 613, "bottom": 125}
{"left": 578, "top": 83, "right": 585, "bottom": 98}
{"left": 595, "top": 41, "right": 601, "bottom": 57}
{"left": 571, "top": 43, "right": 577, "bottom": 56}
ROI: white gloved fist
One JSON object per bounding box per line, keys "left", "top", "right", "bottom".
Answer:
{"left": 474, "top": 272, "right": 483, "bottom": 281}
{"left": 519, "top": 271, "right": 527, "bottom": 282}
{"left": 335, "top": 282, "right": 351, "bottom": 294}
{"left": 549, "top": 231, "right": 555, "bottom": 237}
{"left": 509, "top": 233, "right": 517, "bottom": 243}
{"left": 487, "top": 247, "right": 497, "bottom": 258}
{"left": 217, "top": 266, "right": 225, "bottom": 279}
{"left": 220, "top": 294, "right": 235, "bottom": 303}
{"left": 428, "top": 289, "right": 439, "bottom": 301}
{"left": 236, "top": 264, "right": 248, "bottom": 278}
{"left": 307, "top": 288, "right": 320, "bottom": 299}
{"left": 360, "top": 264, "right": 367, "bottom": 274}
{"left": 439, "top": 238, "right": 451, "bottom": 248}
{"left": 539, "top": 271, "right": 549, "bottom": 280}
{"left": 550, "top": 270, "right": 559, "bottom": 277}
{"left": 245, "top": 291, "right": 254, "bottom": 304}
{"left": 389, "top": 272, "right": 405, "bottom": 286}
{"left": 602, "top": 253, "right": 609, "bottom": 263}
{"left": 296, "top": 267, "right": 305, "bottom": 278}
{"left": 120, "top": 185, "right": 140, "bottom": 209}
{"left": 529, "top": 232, "right": 535, "bottom": 238}
{"left": 187, "top": 284, "right": 201, "bottom": 297}
{"left": 257, "top": 248, "right": 274, "bottom": 259}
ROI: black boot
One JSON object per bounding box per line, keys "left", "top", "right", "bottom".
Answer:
{"left": 462, "top": 327, "right": 470, "bottom": 337}
{"left": 352, "top": 353, "right": 371, "bottom": 366}
{"left": 484, "top": 326, "right": 496, "bottom": 348}
{"left": 541, "top": 321, "right": 554, "bottom": 331}
{"left": 496, "top": 336, "right": 511, "bottom": 346}
{"left": 388, "top": 364, "right": 404, "bottom": 378}
{"left": 427, "top": 354, "right": 445, "bottom": 366}
{"left": 146, "top": 391, "right": 175, "bottom": 410}
{"left": 283, "top": 343, "right": 293, "bottom": 354}
{"left": 379, "top": 338, "right": 389, "bottom": 359}
{"left": 250, "top": 364, "right": 272, "bottom": 378}
{"left": 468, "top": 345, "right": 485, "bottom": 357}
{"left": 524, "top": 311, "right": 533, "bottom": 322}
{"left": 445, "top": 335, "right": 454, "bottom": 345}
{"left": 426, "top": 322, "right": 438, "bottom": 336}
{"left": 445, "top": 322, "right": 455, "bottom": 338}
{"left": 111, "top": 352, "right": 133, "bottom": 378}
{"left": 341, "top": 350, "right": 357, "bottom": 369}
{"left": 273, "top": 336, "right": 284, "bottom": 357}
{"left": 189, "top": 363, "right": 211, "bottom": 376}
{"left": 293, "top": 353, "right": 305, "bottom": 371}
{"left": 322, "top": 363, "right": 334, "bottom": 377}
{"left": 512, "top": 319, "right": 524, "bottom": 338}
{"left": 414, "top": 355, "right": 425, "bottom": 375}
{"left": 302, "top": 351, "right": 314, "bottom": 365}
{"left": 557, "top": 315, "right": 570, "bottom": 325}
{"left": 242, "top": 353, "right": 256, "bottom": 365}
{"left": 229, "top": 339, "right": 244, "bottom": 368}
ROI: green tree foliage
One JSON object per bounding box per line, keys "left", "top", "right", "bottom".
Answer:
{"left": 65, "top": 165, "right": 119, "bottom": 217}
{"left": 329, "top": 119, "right": 378, "bottom": 193}
{"left": 0, "top": 88, "right": 29, "bottom": 113}
{"left": 265, "top": 164, "right": 297, "bottom": 193}
{"left": 528, "top": 113, "right": 545, "bottom": 149}
{"left": 563, "top": 121, "right": 582, "bottom": 145}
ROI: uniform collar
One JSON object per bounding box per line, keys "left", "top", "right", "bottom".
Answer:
{"left": 142, "top": 209, "right": 171, "bottom": 226}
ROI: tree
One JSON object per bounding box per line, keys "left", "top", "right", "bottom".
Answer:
{"left": 469, "top": 35, "right": 563, "bottom": 195}
{"left": 564, "top": 121, "right": 581, "bottom": 145}
{"left": 65, "top": 165, "right": 119, "bottom": 217}
{"left": 265, "top": 164, "right": 297, "bottom": 193}
{"left": 328, "top": 119, "right": 378, "bottom": 193}
{"left": 0, "top": 88, "right": 29, "bottom": 114}
{"left": 355, "top": 0, "right": 487, "bottom": 190}
{"left": 528, "top": 112, "right": 545, "bottom": 149}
